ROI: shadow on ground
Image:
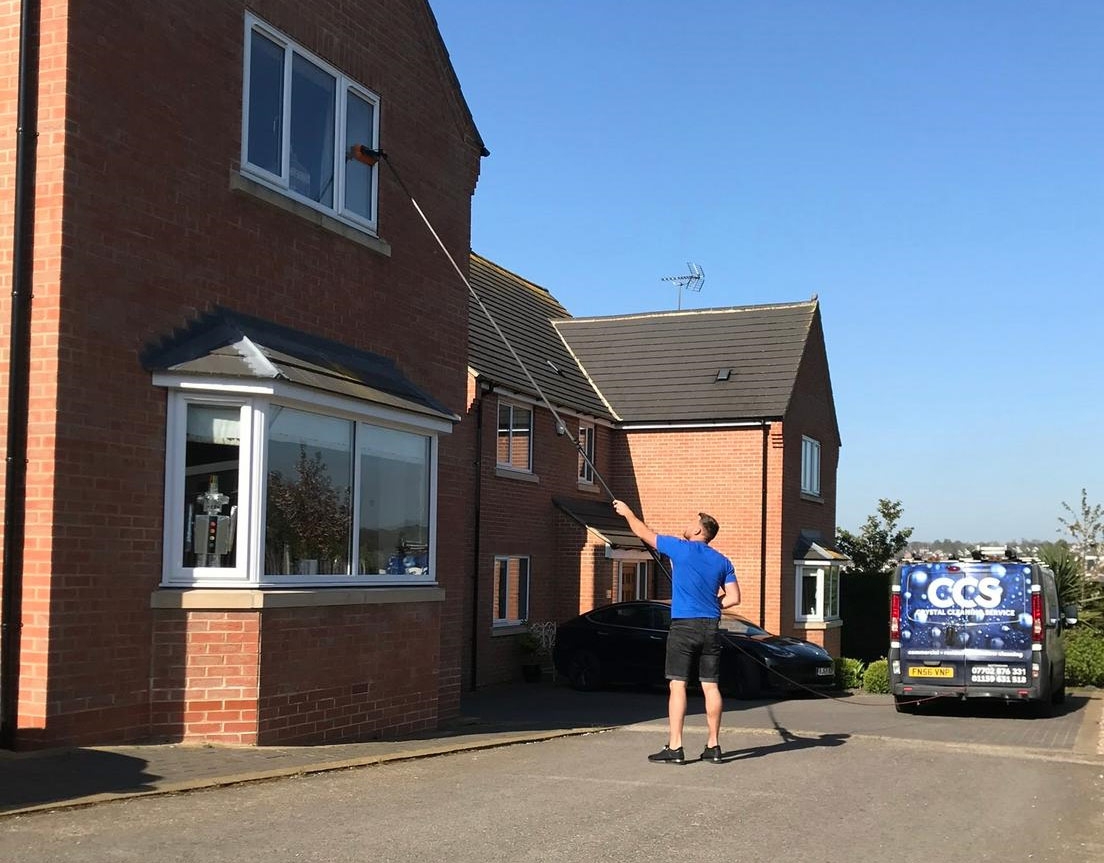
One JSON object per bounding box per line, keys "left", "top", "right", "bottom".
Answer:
{"left": 0, "top": 749, "right": 160, "bottom": 812}
{"left": 902, "top": 692, "right": 1091, "bottom": 720}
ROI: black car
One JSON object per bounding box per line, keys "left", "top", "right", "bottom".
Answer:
{"left": 552, "top": 600, "right": 837, "bottom": 698}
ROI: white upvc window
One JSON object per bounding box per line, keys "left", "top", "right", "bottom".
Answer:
{"left": 493, "top": 556, "right": 530, "bottom": 626}
{"left": 496, "top": 402, "right": 532, "bottom": 472}
{"left": 801, "top": 436, "right": 821, "bottom": 497}
{"left": 242, "top": 13, "right": 381, "bottom": 233}
{"left": 795, "top": 562, "right": 841, "bottom": 622}
{"left": 578, "top": 422, "right": 595, "bottom": 484}
{"left": 160, "top": 382, "right": 445, "bottom": 587}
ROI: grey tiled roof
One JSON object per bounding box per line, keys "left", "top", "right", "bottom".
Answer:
{"left": 142, "top": 307, "right": 458, "bottom": 422}
{"left": 554, "top": 302, "right": 817, "bottom": 423}
{"left": 467, "top": 254, "right": 612, "bottom": 420}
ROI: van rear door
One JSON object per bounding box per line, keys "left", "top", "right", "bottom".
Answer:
{"left": 898, "top": 561, "right": 1033, "bottom": 690}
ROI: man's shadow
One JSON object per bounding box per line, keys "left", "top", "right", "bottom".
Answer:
{"left": 714, "top": 706, "right": 849, "bottom": 763}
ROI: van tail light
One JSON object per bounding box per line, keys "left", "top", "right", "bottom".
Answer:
{"left": 890, "top": 593, "right": 901, "bottom": 639}
{"left": 1031, "top": 592, "right": 1043, "bottom": 642}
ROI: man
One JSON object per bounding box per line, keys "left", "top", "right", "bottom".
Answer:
{"left": 612, "top": 500, "right": 740, "bottom": 764}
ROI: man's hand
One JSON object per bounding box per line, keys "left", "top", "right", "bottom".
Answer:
{"left": 611, "top": 499, "right": 658, "bottom": 549}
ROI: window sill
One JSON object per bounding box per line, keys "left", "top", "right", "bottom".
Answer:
{"left": 150, "top": 586, "right": 445, "bottom": 610}
{"left": 230, "top": 171, "right": 392, "bottom": 257}
{"left": 800, "top": 492, "right": 824, "bottom": 504}
{"left": 495, "top": 466, "right": 539, "bottom": 484}
{"left": 577, "top": 480, "right": 600, "bottom": 494}
{"left": 491, "top": 623, "right": 528, "bottom": 637}
{"left": 793, "top": 618, "right": 843, "bottom": 631}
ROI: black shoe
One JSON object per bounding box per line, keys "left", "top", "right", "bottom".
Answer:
{"left": 701, "top": 745, "right": 723, "bottom": 764}
{"left": 648, "top": 745, "right": 685, "bottom": 764}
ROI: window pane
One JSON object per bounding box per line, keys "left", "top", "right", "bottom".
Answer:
{"left": 618, "top": 562, "right": 634, "bottom": 601}
{"left": 496, "top": 404, "right": 512, "bottom": 465}
{"left": 578, "top": 425, "right": 594, "bottom": 482}
{"left": 517, "top": 558, "right": 529, "bottom": 621}
{"left": 801, "top": 570, "right": 818, "bottom": 616}
{"left": 495, "top": 559, "right": 508, "bottom": 619}
{"left": 637, "top": 562, "right": 649, "bottom": 599}
{"left": 827, "top": 570, "right": 840, "bottom": 618}
{"left": 290, "top": 53, "right": 336, "bottom": 205}
{"left": 344, "top": 90, "right": 376, "bottom": 220}
{"left": 265, "top": 407, "right": 352, "bottom": 576}
{"left": 493, "top": 557, "right": 529, "bottom": 623}
{"left": 183, "top": 405, "right": 241, "bottom": 568}
{"left": 247, "top": 30, "right": 284, "bottom": 174}
{"left": 357, "top": 425, "right": 430, "bottom": 576}
{"left": 511, "top": 407, "right": 531, "bottom": 470}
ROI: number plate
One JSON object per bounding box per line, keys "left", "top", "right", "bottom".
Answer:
{"left": 815, "top": 666, "right": 834, "bottom": 676}
{"left": 908, "top": 666, "right": 954, "bottom": 678}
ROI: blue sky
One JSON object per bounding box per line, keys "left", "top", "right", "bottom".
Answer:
{"left": 430, "top": 1, "right": 1104, "bottom": 542}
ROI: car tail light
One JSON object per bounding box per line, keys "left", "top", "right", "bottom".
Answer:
{"left": 1032, "top": 592, "right": 1043, "bottom": 642}
{"left": 890, "top": 593, "right": 901, "bottom": 639}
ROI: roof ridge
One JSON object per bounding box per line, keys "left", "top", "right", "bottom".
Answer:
{"left": 470, "top": 252, "right": 558, "bottom": 300}
{"left": 562, "top": 299, "right": 817, "bottom": 325}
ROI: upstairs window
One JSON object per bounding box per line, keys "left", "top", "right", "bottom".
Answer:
{"left": 578, "top": 422, "right": 595, "bottom": 484}
{"left": 497, "top": 403, "right": 532, "bottom": 472}
{"left": 243, "top": 13, "right": 380, "bottom": 232}
{"left": 801, "top": 436, "right": 821, "bottom": 497}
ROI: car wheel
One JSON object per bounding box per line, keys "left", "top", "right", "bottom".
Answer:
{"left": 894, "top": 695, "right": 918, "bottom": 714}
{"left": 567, "top": 650, "right": 603, "bottom": 691}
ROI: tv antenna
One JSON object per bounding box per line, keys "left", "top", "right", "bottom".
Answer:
{"left": 661, "top": 262, "right": 705, "bottom": 310}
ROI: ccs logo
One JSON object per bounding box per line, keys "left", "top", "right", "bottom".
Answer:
{"left": 928, "top": 575, "right": 1003, "bottom": 609}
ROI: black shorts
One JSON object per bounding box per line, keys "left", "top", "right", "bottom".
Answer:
{"left": 665, "top": 617, "right": 721, "bottom": 683}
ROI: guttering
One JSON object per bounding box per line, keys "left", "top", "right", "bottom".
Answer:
{"left": 1, "top": 0, "right": 41, "bottom": 750}
{"left": 619, "top": 419, "right": 780, "bottom": 432}
{"left": 468, "top": 377, "right": 492, "bottom": 690}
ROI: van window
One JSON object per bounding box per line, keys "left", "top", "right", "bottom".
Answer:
{"left": 1042, "top": 572, "right": 1059, "bottom": 624}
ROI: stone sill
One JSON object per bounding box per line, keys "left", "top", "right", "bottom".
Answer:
{"left": 151, "top": 586, "right": 445, "bottom": 610}
{"left": 800, "top": 492, "right": 824, "bottom": 504}
{"left": 230, "top": 171, "right": 392, "bottom": 257}
{"left": 793, "top": 618, "right": 843, "bottom": 631}
{"left": 495, "top": 466, "right": 539, "bottom": 484}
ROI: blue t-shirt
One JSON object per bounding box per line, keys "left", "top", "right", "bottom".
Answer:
{"left": 656, "top": 535, "right": 737, "bottom": 619}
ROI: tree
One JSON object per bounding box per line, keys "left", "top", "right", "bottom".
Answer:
{"left": 836, "top": 499, "right": 914, "bottom": 575}
{"left": 1058, "top": 489, "right": 1103, "bottom": 584}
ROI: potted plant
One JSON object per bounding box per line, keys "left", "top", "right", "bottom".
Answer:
{"left": 518, "top": 632, "right": 544, "bottom": 683}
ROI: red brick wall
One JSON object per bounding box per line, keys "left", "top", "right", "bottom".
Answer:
{"left": 610, "top": 425, "right": 782, "bottom": 629}
{"left": 779, "top": 307, "right": 842, "bottom": 654}
{"left": 5, "top": 0, "right": 481, "bottom": 746}
{"left": 469, "top": 383, "right": 613, "bottom": 686}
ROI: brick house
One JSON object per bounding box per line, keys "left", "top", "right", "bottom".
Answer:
{"left": 466, "top": 257, "right": 844, "bottom": 686}
{"left": 0, "top": 0, "right": 485, "bottom": 748}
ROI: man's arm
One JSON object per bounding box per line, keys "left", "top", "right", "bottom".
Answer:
{"left": 611, "top": 499, "right": 658, "bottom": 549}
{"left": 719, "top": 579, "right": 741, "bottom": 610}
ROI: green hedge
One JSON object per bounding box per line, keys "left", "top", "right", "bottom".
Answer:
{"left": 862, "top": 658, "right": 890, "bottom": 694}
{"left": 835, "top": 657, "right": 865, "bottom": 689}
{"left": 1064, "top": 628, "right": 1104, "bottom": 687}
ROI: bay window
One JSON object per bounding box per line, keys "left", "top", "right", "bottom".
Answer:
{"left": 795, "top": 562, "right": 841, "bottom": 622}
{"left": 161, "top": 389, "right": 443, "bottom": 587}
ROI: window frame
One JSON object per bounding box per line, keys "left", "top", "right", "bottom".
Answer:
{"left": 801, "top": 435, "right": 821, "bottom": 497}
{"left": 241, "top": 12, "right": 381, "bottom": 234}
{"left": 496, "top": 401, "right": 533, "bottom": 473}
{"left": 492, "top": 555, "right": 531, "bottom": 627}
{"left": 577, "top": 421, "right": 595, "bottom": 484}
{"left": 158, "top": 376, "right": 447, "bottom": 588}
{"left": 616, "top": 560, "right": 650, "bottom": 602}
{"left": 794, "top": 561, "right": 841, "bottom": 623}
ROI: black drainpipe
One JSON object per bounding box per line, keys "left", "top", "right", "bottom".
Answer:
{"left": 1, "top": 0, "right": 41, "bottom": 751}
{"left": 759, "top": 421, "right": 768, "bottom": 629}
{"left": 468, "top": 379, "right": 488, "bottom": 690}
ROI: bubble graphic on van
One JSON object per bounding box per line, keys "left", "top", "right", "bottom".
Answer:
{"left": 1017, "top": 612, "right": 1033, "bottom": 629}
{"left": 914, "top": 609, "right": 928, "bottom": 624}
{"left": 901, "top": 630, "right": 911, "bottom": 641}
{"left": 989, "top": 637, "right": 1005, "bottom": 649}
{"left": 991, "top": 564, "right": 1006, "bottom": 578}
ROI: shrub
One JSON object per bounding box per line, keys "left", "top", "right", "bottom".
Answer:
{"left": 1064, "top": 628, "right": 1104, "bottom": 687}
{"left": 834, "top": 657, "right": 865, "bottom": 690}
{"left": 862, "top": 658, "right": 890, "bottom": 694}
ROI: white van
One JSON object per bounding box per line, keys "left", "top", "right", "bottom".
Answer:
{"left": 889, "top": 556, "right": 1077, "bottom": 714}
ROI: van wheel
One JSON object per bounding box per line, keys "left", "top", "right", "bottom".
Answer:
{"left": 1052, "top": 681, "right": 1066, "bottom": 705}
{"left": 1032, "top": 697, "right": 1055, "bottom": 718}
{"left": 567, "top": 650, "right": 603, "bottom": 691}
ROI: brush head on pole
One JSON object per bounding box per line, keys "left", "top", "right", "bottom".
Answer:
{"left": 348, "top": 144, "right": 383, "bottom": 166}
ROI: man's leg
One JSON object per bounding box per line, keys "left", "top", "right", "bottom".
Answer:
{"left": 701, "top": 682, "right": 722, "bottom": 748}
{"left": 668, "top": 679, "right": 688, "bottom": 749}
